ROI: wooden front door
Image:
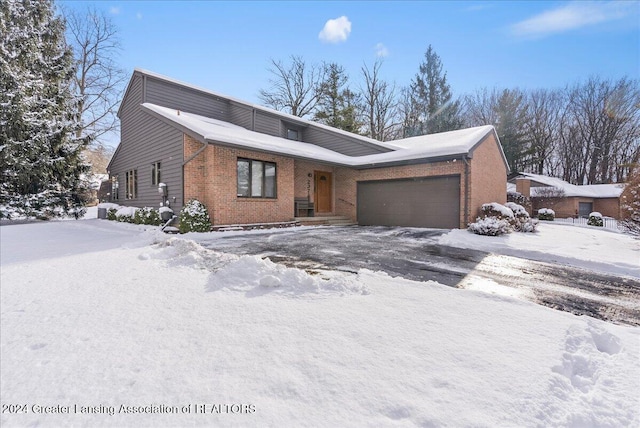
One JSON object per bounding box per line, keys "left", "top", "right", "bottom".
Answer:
{"left": 314, "top": 171, "right": 332, "bottom": 214}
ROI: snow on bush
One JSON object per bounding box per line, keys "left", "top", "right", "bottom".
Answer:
{"left": 468, "top": 203, "right": 516, "bottom": 236}
{"left": 97, "top": 202, "right": 122, "bottom": 210}
{"left": 468, "top": 217, "right": 511, "bottom": 236}
{"left": 505, "top": 202, "right": 537, "bottom": 233}
{"left": 179, "top": 199, "right": 211, "bottom": 233}
{"left": 538, "top": 208, "right": 555, "bottom": 221}
{"left": 482, "top": 202, "right": 514, "bottom": 219}
{"left": 133, "top": 207, "right": 162, "bottom": 226}
{"left": 115, "top": 206, "right": 139, "bottom": 223}
{"left": 588, "top": 211, "right": 603, "bottom": 227}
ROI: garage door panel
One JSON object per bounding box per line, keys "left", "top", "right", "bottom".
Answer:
{"left": 357, "top": 176, "right": 460, "bottom": 229}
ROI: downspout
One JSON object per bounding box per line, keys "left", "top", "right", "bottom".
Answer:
{"left": 463, "top": 156, "right": 470, "bottom": 228}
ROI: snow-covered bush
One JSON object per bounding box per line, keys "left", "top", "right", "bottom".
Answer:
{"left": 588, "top": 212, "right": 603, "bottom": 227}
{"left": 133, "top": 207, "right": 162, "bottom": 226}
{"left": 538, "top": 208, "right": 555, "bottom": 221}
{"left": 107, "top": 208, "right": 118, "bottom": 221}
{"left": 481, "top": 203, "right": 514, "bottom": 220}
{"left": 505, "top": 202, "right": 537, "bottom": 233}
{"left": 179, "top": 199, "right": 211, "bottom": 233}
{"left": 468, "top": 217, "right": 511, "bottom": 236}
{"left": 115, "top": 206, "right": 138, "bottom": 223}
{"left": 468, "top": 202, "right": 514, "bottom": 236}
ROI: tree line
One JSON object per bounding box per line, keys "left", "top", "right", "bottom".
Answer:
{"left": 1, "top": 0, "right": 121, "bottom": 218}
{"left": 259, "top": 49, "right": 640, "bottom": 185}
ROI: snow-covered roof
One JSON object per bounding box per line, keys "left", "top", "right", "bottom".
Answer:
{"left": 142, "top": 103, "right": 502, "bottom": 168}
{"left": 512, "top": 172, "right": 625, "bottom": 198}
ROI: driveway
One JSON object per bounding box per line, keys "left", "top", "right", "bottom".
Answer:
{"left": 201, "top": 226, "right": 640, "bottom": 326}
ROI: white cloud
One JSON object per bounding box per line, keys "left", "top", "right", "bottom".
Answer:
{"left": 375, "top": 43, "right": 389, "bottom": 57}
{"left": 318, "top": 16, "right": 352, "bottom": 43}
{"left": 109, "top": 6, "right": 120, "bottom": 15}
{"left": 510, "top": 1, "right": 636, "bottom": 39}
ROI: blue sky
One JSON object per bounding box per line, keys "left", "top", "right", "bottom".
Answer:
{"left": 60, "top": 1, "right": 638, "bottom": 107}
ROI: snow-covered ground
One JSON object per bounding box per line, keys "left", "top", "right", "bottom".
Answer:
{"left": 440, "top": 221, "right": 639, "bottom": 278}
{"left": 1, "top": 215, "right": 639, "bottom": 427}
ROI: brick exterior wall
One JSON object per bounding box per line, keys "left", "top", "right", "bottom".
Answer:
{"left": 531, "top": 196, "right": 621, "bottom": 219}
{"left": 184, "top": 131, "right": 508, "bottom": 229}
{"left": 333, "top": 160, "right": 467, "bottom": 226}
{"left": 468, "top": 133, "right": 508, "bottom": 221}
{"left": 183, "top": 134, "right": 294, "bottom": 225}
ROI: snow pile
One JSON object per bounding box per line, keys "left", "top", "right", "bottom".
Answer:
{"left": 1, "top": 219, "right": 639, "bottom": 427}
{"left": 146, "top": 237, "right": 368, "bottom": 296}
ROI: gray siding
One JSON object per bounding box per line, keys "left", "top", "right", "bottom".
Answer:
{"left": 303, "top": 126, "right": 389, "bottom": 156}
{"left": 254, "top": 111, "right": 281, "bottom": 137}
{"left": 110, "top": 81, "right": 184, "bottom": 210}
{"left": 146, "top": 77, "right": 229, "bottom": 121}
{"left": 229, "top": 103, "right": 253, "bottom": 130}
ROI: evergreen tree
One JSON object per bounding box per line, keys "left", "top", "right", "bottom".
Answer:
{"left": 404, "top": 45, "right": 463, "bottom": 136}
{"left": 0, "top": 0, "right": 90, "bottom": 219}
{"left": 314, "top": 62, "right": 363, "bottom": 133}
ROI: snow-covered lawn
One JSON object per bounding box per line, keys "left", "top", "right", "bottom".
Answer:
{"left": 1, "top": 217, "right": 639, "bottom": 427}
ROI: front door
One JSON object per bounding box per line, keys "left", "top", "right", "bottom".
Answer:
{"left": 315, "top": 171, "right": 332, "bottom": 214}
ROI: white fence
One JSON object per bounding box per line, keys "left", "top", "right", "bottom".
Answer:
{"left": 554, "top": 217, "right": 620, "bottom": 230}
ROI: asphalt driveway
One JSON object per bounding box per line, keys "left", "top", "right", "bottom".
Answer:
{"left": 201, "top": 226, "right": 640, "bottom": 326}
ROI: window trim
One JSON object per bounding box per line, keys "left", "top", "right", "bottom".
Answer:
{"left": 125, "top": 169, "right": 138, "bottom": 200}
{"left": 237, "top": 158, "right": 277, "bottom": 199}
{"left": 111, "top": 175, "right": 119, "bottom": 201}
{"left": 151, "top": 161, "right": 161, "bottom": 186}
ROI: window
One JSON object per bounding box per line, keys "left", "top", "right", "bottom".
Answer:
{"left": 125, "top": 169, "right": 137, "bottom": 199}
{"left": 286, "top": 128, "right": 299, "bottom": 141}
{"left": 111, "top": 175, "right": 119, "bottom": 201}
{"left": 237, "top": 158, "right": 276, "bottom": 198}
{"left": 151, "top": 161, "right": 161, "bottom": 186}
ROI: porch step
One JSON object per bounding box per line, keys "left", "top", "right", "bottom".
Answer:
{"left": 295, "top": 216, "right": 357, "bottom": 226}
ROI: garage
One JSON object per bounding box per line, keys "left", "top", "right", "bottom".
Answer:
{"left": 357, "top": 175, "right": 461, "bottom": 229}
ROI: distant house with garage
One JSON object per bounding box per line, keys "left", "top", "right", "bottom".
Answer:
{"left": 107, "top": 69, "right": 509, "bottom": 229}
{"left": 508, "top": 172, "right": 626, "bottom": 219}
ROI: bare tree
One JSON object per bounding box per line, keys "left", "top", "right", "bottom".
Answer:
{"left": 523, "top": 89, "right": 564, "bottom": 175}
{"left": 359, "top": 60, "right": 397, "bottom": 141}
{"left": 64, "top": 6, "right": 126, "bottom": 147}
{"left": 560, "top": 77, "right": 640, "bottom": 184}
{"left": 258, "top": 55, "right": 323, "bottom": 118}
{"left": 463, "top": 87, "right": 528, "bottom": 172}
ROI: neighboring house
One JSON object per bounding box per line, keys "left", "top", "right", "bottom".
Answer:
{"left": 107, "top": 69, "right": 509, "bottom": 229}
{"left": 508, "top": 172, "right": 626, "bottom": 219}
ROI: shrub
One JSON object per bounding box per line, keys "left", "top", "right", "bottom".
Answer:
{"left": 538, "top": 208, "right": 555, "bottom": 221}
{"left": 468, "top": 217, "right": 511, "bottom": 236}
{"left": 505, "top": 202, "right": 537, "bottom": 233}
{"left": 133, "top": 207, "right": 162, "bottom": 225}
{"left": 588, "top": 211, "right": 603, "bottom": 227}
{"left": 179, "top": 199, "right": 211, "bottom": 233}
{"left": 107, "top": 208, "right": 118, "bottom": 221}
{"left": 115, "top": 206, "right": 138, "bottom": 223}
{"left": 481, "top": 202, "right": 514, "bottom": 220}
